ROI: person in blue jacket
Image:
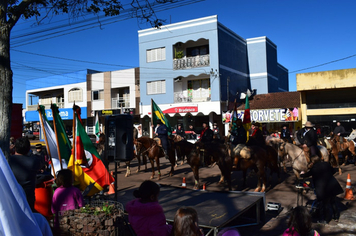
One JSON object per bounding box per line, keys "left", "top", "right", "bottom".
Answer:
{"left": 155, "top": 119, "right": 169, "bottom": 159}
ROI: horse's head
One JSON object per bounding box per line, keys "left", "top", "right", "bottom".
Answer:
{"left": 277, "top": 142, "right": 287, "bottom": 157}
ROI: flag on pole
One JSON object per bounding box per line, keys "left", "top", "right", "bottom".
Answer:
{"left": 95, "top": 112, "right": 100, "bottom": 142}
{"left": 68, "top": 107, "right": 114, "bottom": 196}
{"left": 0, "top": 149, "right": 46, "bottom": 236}
{"left": 242, "top": 95, "right": 251, "bottom": 139}
{"left": 51, "top": 104, "right": 72, "bottom": 162}
{"left": 38, "top": 105, "right": 67, "bottom": 174}
{"left": 151, "top": 99, "right": 172, "bottom": 136}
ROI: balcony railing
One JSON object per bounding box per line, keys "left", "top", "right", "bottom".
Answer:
{"left": 27, "top": 102, "right": 64, "bottom": 111}
{"left": 112, "top": 98, "right": 130, "bottom": 109}
{"left": 174, "top": 92, "right": 211, "bottom": 103}
{"left": 173, "top": 55, "right": 210, "bottom": 70}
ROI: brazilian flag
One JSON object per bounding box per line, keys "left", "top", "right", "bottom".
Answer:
{"left": 151, "top": 99, "right": 172, "bottom": 136}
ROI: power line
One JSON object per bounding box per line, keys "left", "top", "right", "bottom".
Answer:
{"left": 289, "top": 53, "right": 356, "bottom": 73}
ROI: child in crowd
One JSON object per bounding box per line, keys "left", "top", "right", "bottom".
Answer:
{"left": 51, "top": 169, "right": 84, "bottom": 227}
{"left": 170, "top": 206, "right": 204, "bottom": 236}
{"left": 283, "top": 206, "right": 320, "bottom": 236}
{"left": 125, "top": 180, "right": 172, "bottom": 236}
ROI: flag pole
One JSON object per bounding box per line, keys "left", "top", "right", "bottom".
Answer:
{"left": 72, "top": 103, "right": 76, "bottom": 181}
{"left": 51, "top": 103, "right": 63, "bottom": 170}
{"left": 38, "top": 105, "right": 56, "bottom": 179}
{"left": 151, "top": 99, "right": 154, "bottom": 138}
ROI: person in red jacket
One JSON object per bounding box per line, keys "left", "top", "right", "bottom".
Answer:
{"left": 125, "top": 180, "right": 172, "bottom": 236}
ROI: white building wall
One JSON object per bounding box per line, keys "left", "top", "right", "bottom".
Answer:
{"left": 91, "top": 73, "right": 105, "bottom": 110}
{"left": 111, "top": 69, "right": 136, "bottom": 108}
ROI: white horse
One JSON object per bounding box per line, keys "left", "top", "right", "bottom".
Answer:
{"left": 346, "top": 129, "right": 356, "bottom": 141}
{"left": 277, "top": 142, "right": 330, "bottom": 179}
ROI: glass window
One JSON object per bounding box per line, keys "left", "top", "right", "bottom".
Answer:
{"left": 92, "top": 90, "right": 104, "bottom": 100}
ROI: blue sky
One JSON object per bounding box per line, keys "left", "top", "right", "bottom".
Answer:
{"left": 11, "top": 0, "right": 356, "bottom": 105}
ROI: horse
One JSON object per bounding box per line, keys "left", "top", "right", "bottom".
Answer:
{"left": 174, "top": 140, "right": 228, "bottom": 189}
{"left": 221, "top": 143, "right": 271, "bottom": 192}
{"left": 265, "top": 136, "right": 288, "bottom": 172}
{"left": 277, "top": 142, "right": 334, "bottom": 179}
{"left": 327, "top": 134, "right": 356, "bottom": 167}
{"left": 126, "top": 136, "right": 175, "bottom": 180}
{"left": 346, "top": 129, "right": 356, "bottom": 141}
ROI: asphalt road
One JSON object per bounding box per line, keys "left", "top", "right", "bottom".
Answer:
{"left": 107, "top": 156, "right": 356, "bottom": 236}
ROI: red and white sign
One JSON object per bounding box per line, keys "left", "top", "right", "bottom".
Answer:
{"left": 162, "top": 106, "right": 198, "bottom": 114}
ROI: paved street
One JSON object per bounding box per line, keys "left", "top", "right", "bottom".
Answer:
{"left": 107, "top": 157, "right": 356, "bottom": 236}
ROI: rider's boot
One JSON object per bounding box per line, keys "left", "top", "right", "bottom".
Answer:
{"left": 232, "top": 157, "right": 239, "bottom": 169}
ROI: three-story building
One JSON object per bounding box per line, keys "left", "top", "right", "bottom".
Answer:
{"left": 138, "top": 15, "right": 288, "bottom": 135}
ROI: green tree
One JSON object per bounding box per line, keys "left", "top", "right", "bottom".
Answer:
{"left": 0, "top": 0, "right": 173, "bottom": 159}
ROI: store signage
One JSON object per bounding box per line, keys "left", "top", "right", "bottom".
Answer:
{"left": 222, "top": 107, "right": 299, "bottom": 124}
{"left": 162, "top": 106, "right": 198, "bottom": 114}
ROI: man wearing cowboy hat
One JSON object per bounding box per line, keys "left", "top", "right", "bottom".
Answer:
{"left": 297, "top": 121, "right": 318, "bottom": 165}
{"left": 246, "top": 121, "right": 265, "bottom": 147}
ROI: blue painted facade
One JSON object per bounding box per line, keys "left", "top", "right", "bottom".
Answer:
{"left": 138, "top": 15, "right": 288, "bottom": 115}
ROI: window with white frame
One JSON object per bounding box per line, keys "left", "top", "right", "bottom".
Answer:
{"left": 146, "top": 47, "right": 166, "bottom": 62}
{"left": 92, "top": 90, "right": 104, "bottom": 100}
{"left": 147, "top": 80, "right": 166, "bottom": 95}
{"left": 68, "top": 88, "right": 83, "bottom": 102}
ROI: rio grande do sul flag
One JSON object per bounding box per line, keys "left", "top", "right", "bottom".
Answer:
{"left": 67, "top": 111, "right": 114, "bottom": 196}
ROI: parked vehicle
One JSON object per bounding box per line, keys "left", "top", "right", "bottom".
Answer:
{"left": 23, "top": 130, "right": 36, "bottom": 140}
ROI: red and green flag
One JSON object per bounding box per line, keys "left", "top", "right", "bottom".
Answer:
{"left": 151, "top": 99, "right": 172, "bottom": 136}
{"left": 68, "top": 107, "right": 114, "bottom": 196}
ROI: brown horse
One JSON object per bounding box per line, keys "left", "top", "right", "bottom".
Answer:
{"left": 126, "top": 136, "right": 175, "bottom": 180}
{"left": 328, "top": 135, "right": 355, "bottom": 167}
{"left": 174, "top": 140, "right": 227, "bottom": 189}
{"left": 220, "top": 144, "right": 270, "bottom": 192}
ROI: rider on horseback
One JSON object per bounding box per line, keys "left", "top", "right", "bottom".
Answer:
{"left": 297, "top": 121, "right": 318, "bottom": 167}
{"left": 229, "top": 118, "right": 247, "bottom": 145}
{"left": 154, "top": 120, "right": 169, "bottom": 159}
{"left": 246, "top": 121, "right": 265, "bottom": 147}
{"left": 333, "top": 121, "right": 346, "bottom": 151}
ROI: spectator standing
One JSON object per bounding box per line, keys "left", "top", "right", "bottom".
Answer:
{"left": 126, "top": 180, "right": 172, "bottom": 236}
{"left": 8, "top": 137, "right": 41, "bottom": 211}
{"left": 32, "top": 143, "right": 49, "bottom": 173}
{"left": 300, "top": 156, "right": 343, "bottom": 224}
{"left": 52, "top": 169, "right": 84, "bottom": 227}
{"left": 281, "top": 124, "right": 292, "bottom": 143}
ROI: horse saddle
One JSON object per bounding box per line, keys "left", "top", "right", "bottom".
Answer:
{"left": 233, "top": 144, "right": 252, "bottom": 159}
{"left": 154, "top": 137, "right": 162, "bottom": 147}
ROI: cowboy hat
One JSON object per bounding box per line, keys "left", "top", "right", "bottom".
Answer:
{"left": 304, "top": 121, "right": 314, "bottom": 128}
{"left": 252, "top": 121, "right": 260, "bottom": 127}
